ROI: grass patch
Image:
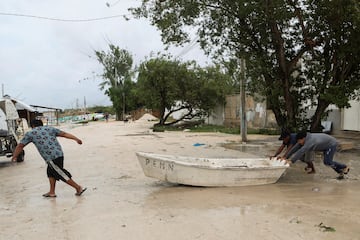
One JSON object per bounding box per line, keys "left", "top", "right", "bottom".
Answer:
{"left": 152, "top": 124, "right": 279, "bottom": 135}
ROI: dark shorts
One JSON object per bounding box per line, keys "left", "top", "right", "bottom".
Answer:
{"left": 47, "top": 157, "right": 72, "bottom": 182}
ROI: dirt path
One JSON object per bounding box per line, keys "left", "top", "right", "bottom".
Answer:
{"left": 1, "top": 119, "right": 359, "bottom": 240}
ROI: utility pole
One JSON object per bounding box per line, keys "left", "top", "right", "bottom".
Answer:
{"left": 240, "top": 58, "right": 247, "bottom": 142}
{"left": 83, "top": 96, "right": 87, "bottom": 112}
{"left": 122, "top": 91, "right": 125, "bottom": 121}
{"left": 114, "top": 67, "right": 126, "bottom": 121}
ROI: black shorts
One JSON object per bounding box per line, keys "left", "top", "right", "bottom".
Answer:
{"left": 47, "top": 157, "right": 72, "bottom": 182}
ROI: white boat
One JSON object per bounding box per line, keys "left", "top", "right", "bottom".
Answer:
{"left": 136, "top": 152, "right": 289, "bottom": 187}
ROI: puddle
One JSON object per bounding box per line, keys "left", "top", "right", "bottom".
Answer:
{"left": 221, "top": 142, "right": 271, "bottom": 156}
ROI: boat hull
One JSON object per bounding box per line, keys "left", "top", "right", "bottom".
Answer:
{"left": 136, "top": 152, "right": 289, "bottom": 187}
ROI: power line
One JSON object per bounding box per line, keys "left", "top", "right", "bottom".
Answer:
{"left": 106, "top": 0, "right": 121, "bottom": 8}
{"left": 176, "top": 36, "right": 200, "bottom": 58}
{"left": 0, "top": 12, "right": 129, "bottom": 22}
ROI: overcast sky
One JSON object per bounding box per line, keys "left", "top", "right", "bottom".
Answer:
{"left": 0, "top": 0, "right": 209, "bottom": 110}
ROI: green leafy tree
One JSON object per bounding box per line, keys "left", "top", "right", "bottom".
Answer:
{"left": 95, "top": 44, "right": 133, "bottom": 120}
{"left": 303, "top": 0, "right": 360, "bottom": 131}
{"left": 137, "top": 56, "right": 180, "bottom": 125}
{"left": 131, "top": 0, "right": 360, "bottom": 131}
{"left": 137, "top": 55, "right": 231, "bottom": 125}
{"left": 197, "top": 65, "right": 234, "bottom": 112}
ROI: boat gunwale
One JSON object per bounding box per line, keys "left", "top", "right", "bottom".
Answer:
{"left": 136, "top": 152, "right": 289, "bottom": 171}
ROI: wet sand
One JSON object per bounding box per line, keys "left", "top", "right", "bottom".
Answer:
{"left": 1, "top": 118, "right": 359, "bottom": 240}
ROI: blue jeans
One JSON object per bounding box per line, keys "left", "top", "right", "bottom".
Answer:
{"left": 323, "top": 144, "right": 346, "bottom": 173}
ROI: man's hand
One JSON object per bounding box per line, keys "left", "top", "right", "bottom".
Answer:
{"left": 11, "top": 144, "right": 24, "bottom": 162}
{"left": 283, "top": 159, "right": 292, "bottom": 165}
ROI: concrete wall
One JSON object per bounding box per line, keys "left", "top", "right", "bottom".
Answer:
{"left": 342, "top": 100, "right": 360, "bottom": 131}
{"left": 306, "top": 108, "right": 341, "bottom": 134}
{"left": 206, "top": 104, "right": 224, "bottom": 125}
{"left": 208, "top": 94, "right": 277, "bottom": 128}
{"left": 209, "top": 94, "right": 346, "bottom": 132}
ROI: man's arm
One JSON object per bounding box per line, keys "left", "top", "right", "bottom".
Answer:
{"left": 284, "top": 142, "right": 302, "bottom": 159}
{"left": 58, "top": 131, "right": 82, "bottom": 145}
{"left": 273, "top": 144, "right": 285, "bottom": 157}
{"left": 11, "top": 143, "right": 25, "bottom": 162}
{"left": 282, "top": 144, "right": 294, "bottom": 158}
{"left": 289, "top": 144, "right": 309, "bottom": 163}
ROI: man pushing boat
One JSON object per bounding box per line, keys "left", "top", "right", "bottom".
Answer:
{"left": 283, "top": 131, "right": 350, "bottom": 179}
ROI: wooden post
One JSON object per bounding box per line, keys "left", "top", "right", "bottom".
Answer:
{"left": 240, "top": 58, "right": 247, "bottom": 142}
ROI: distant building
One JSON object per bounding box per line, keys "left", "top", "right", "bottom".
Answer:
{"left": 207, "top": 94, "right": 277, "bottom": 129}
{"left": 342, "top": 100, "right": 360, "bottom": 131}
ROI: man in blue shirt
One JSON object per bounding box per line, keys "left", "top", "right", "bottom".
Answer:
{"left": 12, "top": 119, "right": 86, "bottom": 198}
{"left": 273, "top": 128, "right": 315, "bottom": 173}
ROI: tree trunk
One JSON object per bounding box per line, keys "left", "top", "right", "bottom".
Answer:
{"left": 158, "top": 106, "right": 166, "bottom": 125}
{"left": 268, "top": 11, "right": 297, "bottom": 129}
{"left": 310, "top": 99, "right": 330, "bottom": 132}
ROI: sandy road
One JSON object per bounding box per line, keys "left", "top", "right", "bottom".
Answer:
{"left": 1, "top": 119, "right": 359, "bottom": 240}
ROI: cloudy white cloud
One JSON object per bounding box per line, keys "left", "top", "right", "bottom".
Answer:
{"left": 0, "top": 0, "right": 208, "bottom": 110}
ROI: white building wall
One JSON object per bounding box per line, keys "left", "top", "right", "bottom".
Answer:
{"left": 343, "top": 100, "right": 360, "bottom": 131}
